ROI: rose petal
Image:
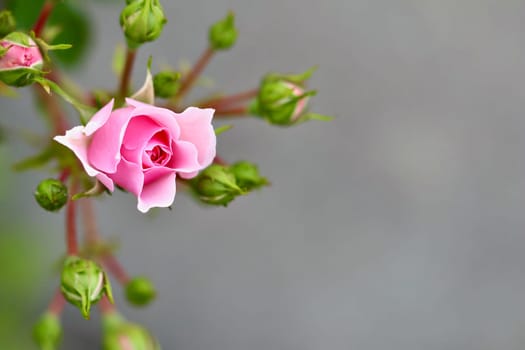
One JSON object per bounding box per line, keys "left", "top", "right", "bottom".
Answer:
{"left": 169, "top": 140, "right": 201, "bottom": 174}
{"left": 84, "top": 99, "right": 114, "bottom": 136}
{"left": 53, "top": 126, "right": 114, "bottom": 191}
{"left": 121, "top": 116, "right": 167, "bottom": 164}
{"left": 126, "top": 98, "right": 181, "bottom": 140}
{"left": 174, "top": 107, "right": 216, "bottom": 167}
{"left": 88, "top": 106, "right": 134, "bottom": 174}
{"left": 138, "top": 171, "right": 176, "bottom": 213}
{"left": 107, "top": 158, "right": 144, "bottom": 196}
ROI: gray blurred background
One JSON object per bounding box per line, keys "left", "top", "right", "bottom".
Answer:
{"left": 3, "top": 0, "right": 525, "bottom": 349}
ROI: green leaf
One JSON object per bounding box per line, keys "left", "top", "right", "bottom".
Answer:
{"left": 12, "top": 147, "right": 55, "bottom": 171}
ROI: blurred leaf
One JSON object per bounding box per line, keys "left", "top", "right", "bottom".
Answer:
{"left": 6, "top": 0, "right": 91, "bottom": 67}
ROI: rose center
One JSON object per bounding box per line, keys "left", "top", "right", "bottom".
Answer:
{"left": 145, "top": 145, "right": 170, "bottom": 166}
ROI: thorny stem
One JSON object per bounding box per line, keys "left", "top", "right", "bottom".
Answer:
{"left": 81, "top": 198, "right": 130, "bottom": 284}
{"left": 175, "top": 46, "right": 215, "bottom": 102}
{"left": 199, "top": 88, "right": 258, "bottom": 109}
{"left": 117, "top": 48, "right": 137, "bottom": 102}
{"left": 47, "top": 288, "right": 66, "bottom": 315}
{"left": 66, "top": 179, "right": 79, "bottom": 255}
{"left": 33, "top": 0, "right": 55, "bottom": 38}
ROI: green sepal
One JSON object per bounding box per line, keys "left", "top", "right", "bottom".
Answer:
{"left": 230, "top": 161, "right": 268, "bottom": 191}
{"left": 120, "top": 0, "right": 167, "bottom": 49}
{"left": 60, "top": 256, "right": 113, "bottom": 320}
{"left": 71, "top": 180, "right": 107, "bottom": 200}
{"left": 209, "top": 11, "right": 238, "bottom": 51}
{"left": 190, "top": 164, "right": 244, "bottom": 206}
{"left": 130, "top": 56, "right": 154, "bottom": 104}
{"left": 214, "top": 124, "right": 232, "bottom": 136}
{"left": 153, "top": 70, "right": 181, "bottom": 98}
{"left": 264, "top": 66, "right": 317, "bottom": 86}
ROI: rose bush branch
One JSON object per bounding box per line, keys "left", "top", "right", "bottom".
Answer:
{"left": 33, "top": 0, "right": 55, "bottom": 38}
{"left": 65, "top": 178, "right": 79, "bottom": 255}
{"left": 117, "top": 48, "right": 137, "bottom": 102}
{"left": 197, "top": 88, "right": 258, "bottom": 109}
{"left": 174, "top": 12, "right": 238, "bottom": 104}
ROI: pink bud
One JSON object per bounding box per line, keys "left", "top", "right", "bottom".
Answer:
{"left": 0, "top": 37, "right": 43, "bottom": 70}
{"left": 286, "top": 83, "right": 309, "bottom": 122}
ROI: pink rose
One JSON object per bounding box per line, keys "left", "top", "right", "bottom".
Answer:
{"left": 54, "top": 98, "right": 216, "bottom": 212}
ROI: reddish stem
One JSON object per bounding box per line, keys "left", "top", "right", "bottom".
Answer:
{"left": 101, "top": 255, "right": 130, "bottom": 284}
{"left": 214, "top": 106, "right": 249, "bottom": 117}
{"left": 59, "top": 168, "right": 70, "bottom": 183}
{"left": 213, "top": 156, "right": 228, "bottom": 166}
{"left": 33, "top": 1, "right": 55, "bottom": 38}
{"left": 199, "top": 89, "right": 258, "bottom": 109}
{"left": 176, "top": 47, "right": 215, "bottom": 101}
{"left": 99, "top": 295, "right": 116, "bottom": 314}
{"left": 66, "top": 179, "right": 79, "bottom": 255}
{"left": 118, "top": 48, "right": 137, "bottom": 101}
{"left": 81, "top": 198, "right": 130, "bottom": 284}
{"left": 48, "top": 288, "right": 66, "bottom": 315}
{"left": 35, "top": 86, "right": 69, "bottom": 135}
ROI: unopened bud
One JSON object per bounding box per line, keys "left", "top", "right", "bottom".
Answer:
{"left": 125, "top": 277, "right": 156, "bottom": 307}
{"left": 191, "top": 164, "right": 243, "bottom": 206}
{"left": 230, "top": 161, "right": 268, "bottom": 191}
{"left": 34, "top": 178, "right": 68, "bottom": 212}
{"left": 102, "top": 313, "right": 160, "bottom": 350}
{"left": 120, "top": 0, "right": 167, "bottom": 49}
{"left": 33, "top": 313, "right": 62, "bottom": 350}
{"left": 251, "top": 76, "right": 314, "bottom": 126}
{"left": 153, "top": 70, "right": 180, "bottom": 98}
{"left": 0, "top": 32, "right": 44, "bottom": 87}
{"left": 0, "top": 10, "right": 16, "bottom": 37}
{"left": 61, "top": 256, "right": 113, "bottom": 319}
{"left": 209, "top": 12, "right": 238, "bottom": 51}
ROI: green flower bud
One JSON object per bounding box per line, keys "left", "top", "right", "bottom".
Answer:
{"left": 0, "top": 32, "right": 44, "bottom": 87}
{"left": 153, "top": 70, "right": 181, "bottom": 98}
{"left": 191, "top": 164, "right": 243, "bottom": 206}
{"left": 33, "top": 313, "right": 62, "bottom": 350}
{"left": 34, "top": 178, "right": 68, "bottom": 212}
{"left": 61, "top": 256, "right": 113, "bottom": 319}
{"left": 250, "top": 74, "right": 315, "bottom": 126}
{"left": 0, "top": 10, "right": 16, "bottom": 38}
{"left": 102, "top": 313, "right": 160, "bottom": 350}
{"left": 209, "top": 12, "right": 238, "bottom": 51}
{"left": 125, "top": 277, "right": 156, "bottom": 307}
{"left": 120, "top": 0, "right": 167, "bottom": 49}
{"left": 230, "top": 161, "right": 268, "bottom": 191}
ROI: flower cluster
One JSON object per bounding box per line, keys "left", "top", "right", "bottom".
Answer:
{"left": 0, "top": 1, "right": 331, "bottom": 349}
